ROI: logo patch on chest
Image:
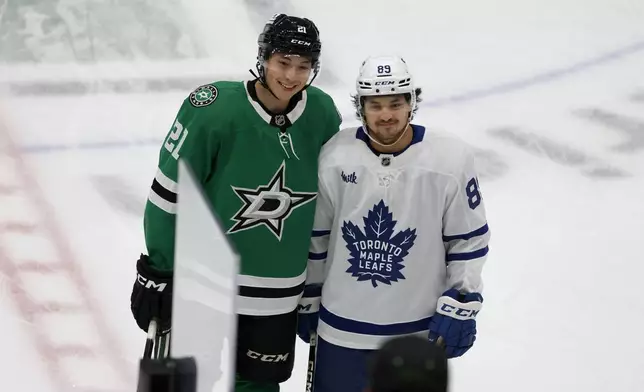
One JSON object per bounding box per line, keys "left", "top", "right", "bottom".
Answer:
{"left": 228, "top": 161, "right": 317, "bottom": 240}
{"left": 341, "top": 200, "right": 417, "bottom": 287}
{"left": 341, "top": 171, "right": 358, "bottom": 184}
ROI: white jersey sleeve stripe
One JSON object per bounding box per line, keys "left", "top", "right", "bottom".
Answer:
{"left": 312, "top": 230, "right": 331, "bottom": 237}
{"left": 320, "top": 305, "right": 431, "bottom": 336}
{"left": 304, "top": 260, "right": 326, "bottom": 286}
{"left": 305, "top": 233, "right": 329, "bottom": 288}
{"left": 446, "top": 246, "right": 489, "bottom": 262}
{"left": 443, "top": 223, "right": 489, "bottom": 242}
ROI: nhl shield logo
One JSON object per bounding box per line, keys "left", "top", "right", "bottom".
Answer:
{"left": 189, "top": 85, "right": 218, "bottom": 107}
{"left": 275, "top": 115, "right": 286, "bottom": 126}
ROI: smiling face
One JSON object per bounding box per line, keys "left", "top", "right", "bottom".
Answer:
{"left": 263, "top": 53, "right": 313, "bottom": 102}
{"left": 362, "top": 94, "right": 412, "bottom": 145}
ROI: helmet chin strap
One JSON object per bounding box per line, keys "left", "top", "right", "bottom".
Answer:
{"left": 249, "top": 56, "right": 321, "bottom": 103}
{"left": 364, "top": 121, "right": 411, "bottom": 148}
{"left": 359, "top": 100, "right": 415, "bottom": 149}
{"left": 249, "top": 67, "right": 281, "bottom": 100}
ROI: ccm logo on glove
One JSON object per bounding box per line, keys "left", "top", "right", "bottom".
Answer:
{"left": 436, "top": 296, "right": 482, "bottom": 320}
{"left": 137, "top": 274, "right": 168, "bottom": 292}
{"left": 246, "top": 350, "right": 290, "bottom": 363}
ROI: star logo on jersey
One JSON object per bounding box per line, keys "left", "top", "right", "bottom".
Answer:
{"left": 189, "top": 84, "right": 218, "bottom": 107}
{"left": 227, "top": 161, "right": 317, "bottom": 240}
{"left": 341, "top": 200, "right": 417, "bottom": 288}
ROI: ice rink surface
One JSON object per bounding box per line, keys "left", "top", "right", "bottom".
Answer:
{"left": 1, "top": 0, "right": 643, "bottom": 391}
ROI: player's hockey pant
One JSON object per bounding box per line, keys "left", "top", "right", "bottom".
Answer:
{"left": 234, "top": 377, "right": 279, "bottom": 392}
{"left": 314, "top": 337, "right": 373, "bottom": 392}
{"left": 235, "top": 310, "right": 298, "bottom": 392}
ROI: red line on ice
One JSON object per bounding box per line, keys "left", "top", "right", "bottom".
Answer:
{"left": 0, "top": 115, "right": 134, "bottom": 391}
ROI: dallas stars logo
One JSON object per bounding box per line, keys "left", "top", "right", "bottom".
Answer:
{"left": 189, "top": 84, "right": 218, "bottom": 107}
{"left": 227, "top": 162, "right": 317, "bottom": 240}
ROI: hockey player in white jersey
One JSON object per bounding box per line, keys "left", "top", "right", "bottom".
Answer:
{"left": 296, "top": 55, "right": 490, "bottom": 392}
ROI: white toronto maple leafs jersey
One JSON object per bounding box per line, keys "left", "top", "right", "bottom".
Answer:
{"left": 300, "top": 125, "right": 490, "bottom": 350}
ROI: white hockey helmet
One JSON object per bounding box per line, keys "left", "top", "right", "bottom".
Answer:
{"left": 355, "top": 55, "right": 417, "bottom": 121}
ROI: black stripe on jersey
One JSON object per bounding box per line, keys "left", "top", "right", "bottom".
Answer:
{"left": 238, "top": 281, "right": 305, "bottom": 299}
{"left": 152, "top": 179, "right": 177, "bottom": 203}
{"left": 442, "top": 223, "right": 489, "bottom": 242}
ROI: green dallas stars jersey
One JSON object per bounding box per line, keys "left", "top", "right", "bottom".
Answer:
{"left": 144, "top": 80, "right": 341, "bottom": 316}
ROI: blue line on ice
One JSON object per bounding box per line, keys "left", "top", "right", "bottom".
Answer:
{"left": 18, "top": 39, "right": 644, "bottom": 154}
{"left": 20, "top": 138, "right": 162, "bottom": 153}
{"left": 423, "top": 39, "right": 644, "bottom": 107}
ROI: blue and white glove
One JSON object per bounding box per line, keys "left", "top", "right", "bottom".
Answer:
{"left": 297, "top": 285, "right": 322, "bottom": 343}
{"left": 428, "top": 288, "right": 483, "bottom": 358}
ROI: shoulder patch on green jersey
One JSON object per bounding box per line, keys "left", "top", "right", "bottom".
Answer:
{"left": 189, "top": 84, "right": 218, "bottom": 108}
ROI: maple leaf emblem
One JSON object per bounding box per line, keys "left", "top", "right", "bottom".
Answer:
{"left": 341, "top": 200, "right": 417, "bottom": 288}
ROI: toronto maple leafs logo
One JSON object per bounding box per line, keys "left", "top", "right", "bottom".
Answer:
{"left": 341, "top": 200, "right": 417, "bottom": 287}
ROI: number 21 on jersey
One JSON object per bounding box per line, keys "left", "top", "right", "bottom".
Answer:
{"left": 164, "top": 119, "right": 189, "bottom": 160}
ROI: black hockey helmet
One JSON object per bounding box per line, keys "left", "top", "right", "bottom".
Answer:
{"left": 255, "top": 14, "right": 322, "bottom": 87}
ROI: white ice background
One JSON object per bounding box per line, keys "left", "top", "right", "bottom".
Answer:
{"left": 0, "top": 0, "right": 643, "bottom": 391}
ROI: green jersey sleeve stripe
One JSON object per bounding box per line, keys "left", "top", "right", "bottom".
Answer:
{"left": 151, "top": 178, "right": 177, "bottom": 203}
{"left": 155, "top": 168, "right": 178, "bottom": 193}
{"left": 236, "top": 295, "right": 303, "bottom": 316}
{"left": 148, "top": 189, "right": 177, "bottom": 214}
{"left": 147, "top": 168, "right": 179, "bottom": 214}
{"left": 239, "top": 281, "right": 305, "bottom": 299}
{"left": 237, "top": 270, "right": 306, "bottom": 289}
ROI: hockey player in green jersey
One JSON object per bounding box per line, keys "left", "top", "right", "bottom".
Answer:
{"left": 129, "top": 14, "right": 341, "bottom": 392}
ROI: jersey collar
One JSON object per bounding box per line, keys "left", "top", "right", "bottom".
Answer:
{"left": 244, "top": 80, "right": 308, "bottom": 126}
{"left": 355, "top": 125, "right": 426, "bottom": 157}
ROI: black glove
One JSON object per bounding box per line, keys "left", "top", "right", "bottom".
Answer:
{"left": 130, "top": 254, "right": 173, "bottom": 335}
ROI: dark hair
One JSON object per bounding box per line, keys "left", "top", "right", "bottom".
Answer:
{"left": 351, "top": 87, "right": 423, "bottom": 120}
